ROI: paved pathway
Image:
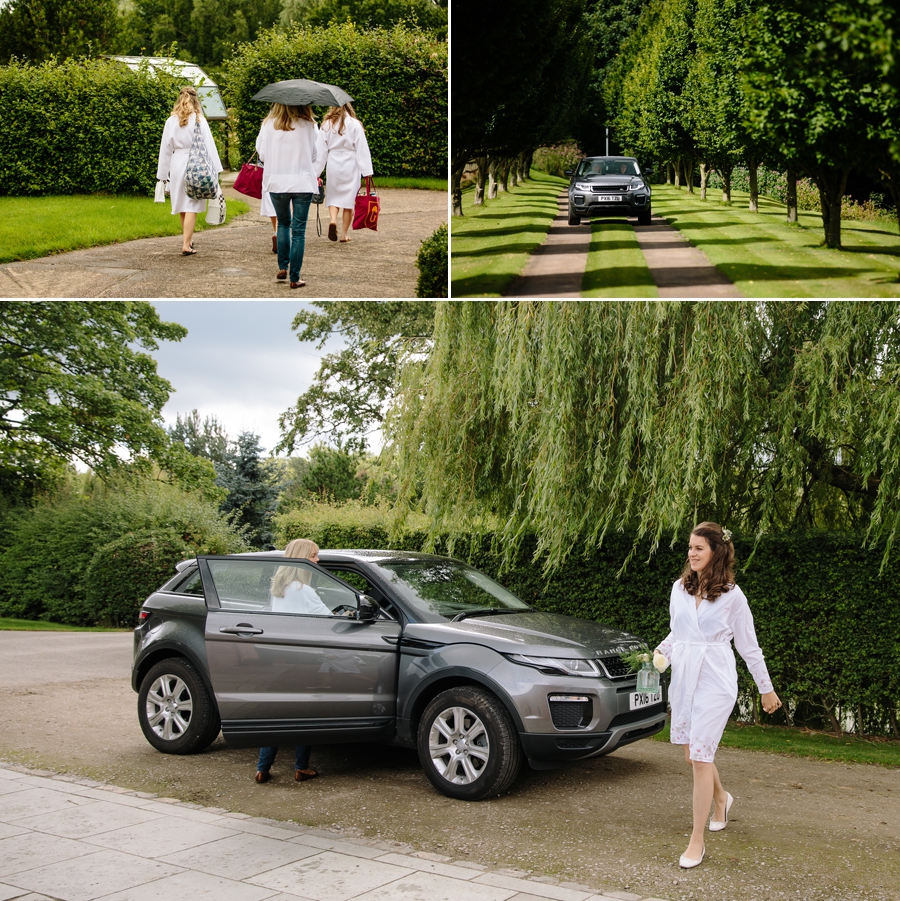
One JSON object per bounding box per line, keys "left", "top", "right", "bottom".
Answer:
{"left": 0, "top": 762, "right": 669, "bottom": 901}
{"left": 0, "top": 175, "right": 447, "bottom": 299}
{"left": 504, "top": 191, "right": 741, "bottom": 298}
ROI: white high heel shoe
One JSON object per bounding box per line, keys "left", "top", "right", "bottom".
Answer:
{"left": 679, "top": 844, "right": 705, "bottom": 869}
{"left": 709, "top": 791, "right": 733, "bottom": 832}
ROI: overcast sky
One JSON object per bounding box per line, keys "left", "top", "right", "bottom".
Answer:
{"left": 151, "top": 300, "right": 347, "bottom": 456}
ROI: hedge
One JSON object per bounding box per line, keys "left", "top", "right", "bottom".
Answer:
{"left": 415, "top": 221, "right": 447, "bottom": 296}
{"left": 225, "top": 23, "right": 447, "bottom": 177}
{"left": 0, "top": 58, "right": 182, "bottom": 197}
{"left": 277, "top": 511, "right": 900, "bottom": 738}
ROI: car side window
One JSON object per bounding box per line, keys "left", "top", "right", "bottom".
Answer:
{"left": 322, "top": 567, "right": 399, "bottom": 621}
{"left": 207, "top": 559, "right": 358, "bottom": 616}
{"left": 173, "top": 570, "right": 204, "bottom": 596}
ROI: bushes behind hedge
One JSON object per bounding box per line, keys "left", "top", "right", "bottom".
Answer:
{"left": 415, "top": 222, "right": 447, "bottom": 297}
{"left": 225, "top": 23, "right": 447, "bottom": 177}
{"left": 0, "top": 58, "right": 181, "bottom": 197}
{"left": 276, "top": 508, "right": 900, "bottom": 737}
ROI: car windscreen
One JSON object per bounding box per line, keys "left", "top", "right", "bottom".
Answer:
{"left": 371, "top": 560, "right": 531, "bottom": 621}
{"left": 577, "top": 159, "right": 640, "bottom": 177}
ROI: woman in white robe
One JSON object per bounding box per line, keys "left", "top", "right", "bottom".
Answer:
{"left": 654, "top": 521, "right": 781, "bottom": 870}
{"left": 156, "top": 86, "right": 223, "bottom": 255}
{"left": 316, "top": 103, "right": 373, "bottom": 242}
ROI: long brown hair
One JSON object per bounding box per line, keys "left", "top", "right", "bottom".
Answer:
{"left": 172, "top": 86, "right": 203, "bottom": 127}
{"left": 322, "top": 102, "right": 362, "bottom": 136}
{"left": 270, "top": 538, "right": 319, "bottom": 598}
{"left": 679, "top": 521, "right": 735, "bottom": 602}
{"left": 266, "top": 103, "right": 315, "bottom": 131}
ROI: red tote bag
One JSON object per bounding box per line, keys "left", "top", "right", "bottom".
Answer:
{"left": 233, "top": 153, "right": 264, "bottom": 200}
{"left": 353, "top": 177, "right": 380, "bottom": 231}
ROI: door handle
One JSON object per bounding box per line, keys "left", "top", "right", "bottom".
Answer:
{"left": 219, "top": 625, "right": 264, "bottom": 636}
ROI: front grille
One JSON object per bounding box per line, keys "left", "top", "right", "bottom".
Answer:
{"left": 596, "top": 656, "right": 631, "bottom": 679}
{"left": 591, "top": 184, "right": 628, "bottom": 193}
{"left": 556, "top": 737, "right": 594, "bottom": 749}
{"left": 608, "top": 700, "right": 666, "bottom": 729}
{"left": 549, "top": 698, "right": 593, "bottom": 729}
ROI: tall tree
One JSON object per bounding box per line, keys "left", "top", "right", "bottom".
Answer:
{"left": 167, "top": 409, "right": 230, "bottom": 465}
{"left": 215, "top": 431, "right": 279, "bottom": 547}
{"left": 278, "top": 301, "right": 434, "bottom": 454}
{"left": 0, "top": 301, "right": 211, "bottom": 500}
{"left": 0, "top": 0, "right": 119, "bottom": 63}
{"left": 389, "top": 302, "right": 900, "bottom": 570}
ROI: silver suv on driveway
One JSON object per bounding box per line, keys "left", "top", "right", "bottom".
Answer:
{"left": 133, "top": 550, "right": 666, "bottom": 800}
{"left": 566, "top": 156, "right": 652, "bottom": 226}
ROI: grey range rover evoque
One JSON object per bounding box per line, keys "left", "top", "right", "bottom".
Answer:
{"left": 566, "top": 155, "right": 652, "bottom": 226}
{"left": 133, "top": 550, "right": 667, "bottom": 801}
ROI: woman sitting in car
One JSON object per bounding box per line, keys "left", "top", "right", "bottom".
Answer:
{"left": 269, "top": 538, "right": 331, "bottom": 615}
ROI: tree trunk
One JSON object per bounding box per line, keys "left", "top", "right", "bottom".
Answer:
{"left": 786, "top": 168, "right": 798, "bottom": 223}
{"left": 499, "top": 158, "right": 511, "bottom": 193}
{"left": 473, "top": 156, "right": 488, "bottom": 206}
{"left": 510, "top": 163, "right": 518, "bottom": 188}
{"left": 674, "top": 159, "right": 682, "bottom": 188}
{"left": 889, "top": 706, "right": 899, "bottom": 740}
{"left": 488, "top": 157, "right": 500, "bottom": 200}
{"left": 666, "top": 162, "right": 673, "bottom": 185}
{"left": 523, "top": 150, "right": 534, "bottom": 179}
{"left": 813, "top": 166, "right": 849, "bottom": 248}
{"left": 722, "top": 166, "right": 732, "bottom": 203}
{"left": 684, "top": 158, "right": 695, "bottom": 193}
{"left": 451, "top": 162, "right": 465, "bottom": 217}
{"left": 517, "top": 151, "right": 528, "bottom": 183}
{"left": 748, "top": 155, "right": 759, "bottom": 212}
{"left": 699, "top": 162, "right": 710, "bottom": 200}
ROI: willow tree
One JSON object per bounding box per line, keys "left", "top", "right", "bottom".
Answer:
{"left": 389, "top": 302, "right": 900, "bottom": 571}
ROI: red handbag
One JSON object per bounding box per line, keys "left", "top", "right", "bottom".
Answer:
{"left": 233, "top": 153, "right": 263, "bottom": 199}
{"left": 353, "top": 177, "right": 380, "bottom": 231}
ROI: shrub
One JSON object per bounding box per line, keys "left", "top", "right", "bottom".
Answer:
{"left": 415, "top": 221, "right": 447, "bottom": 297}
{"left": 225, "top": 23, "right": 447, "bottom": 177}
{"left": 532, "top": 142, "right": 582, "bottom": 178}
{"left": 0, "top": 58, "right": 182, "bottom": 197}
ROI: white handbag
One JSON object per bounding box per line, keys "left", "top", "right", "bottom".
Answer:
{"left": 154, "top": 180, "right": 167, "bottom": 203}
{"left": 206, "top": 187, "right": 226, "bottom": 226}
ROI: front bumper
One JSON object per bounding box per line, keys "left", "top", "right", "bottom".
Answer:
{"left": 570, "top": 192, "right": 650, "bottom": 217}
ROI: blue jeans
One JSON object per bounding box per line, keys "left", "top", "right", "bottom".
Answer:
{"left": 257, "top": 745, "right": 311, "bottom": 773}
{"left": 269, "top": 192, "right": 313, "bottom": 283}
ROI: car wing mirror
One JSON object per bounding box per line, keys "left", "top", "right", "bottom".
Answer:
{"left": 564, "top": 169, "right": 573, "bottom": 177}
{"left": 356, "top": 595, "right": 378, "bottom": 622}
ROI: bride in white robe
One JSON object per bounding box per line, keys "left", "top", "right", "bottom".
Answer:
{"left": 654, "top": 522, "right": 781, "bottom": 870}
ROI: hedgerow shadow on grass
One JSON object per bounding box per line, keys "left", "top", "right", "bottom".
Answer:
{"left": 582, "top": 219, "right": 656, "bottom": 297}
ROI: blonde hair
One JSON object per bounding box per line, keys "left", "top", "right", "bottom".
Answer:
{"left": 267, "top": 103, "right": 315, "bottom": 131}
{"left": 172, "top": 86, "right": 203, "bottom": 127}
{"left": 323, "top": 102, "right": 361, "bottom": 136}
{"left": 270, "top": 538, "right": 320, "bottom": 598}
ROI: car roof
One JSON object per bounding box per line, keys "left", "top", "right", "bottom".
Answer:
{"left": 582, "top": 155, "right": 637, "bottom": 161}
{"left": 175, "top": 548, "right": 458, "bottom": 572}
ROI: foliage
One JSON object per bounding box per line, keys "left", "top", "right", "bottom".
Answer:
{"left": 415, "top": 222, "right": 447, "bottom": 297}
{"left": 215, "top": 431, "right": 280, "bottom": 548}
{"left": 277, "top": 301, "right": 435, "bottom": 454}
{"left": 0, "top": 474, "right": 246, "bottom": 625}
{"left": 168, "top": 409, "right": 230, "bottom": 465}
{"left": 0, "top": 58, "right": 181, "bottom": 197}
{"left": 0, "top": 301, "right": 215, "bottom": 501}
{"left": 280, "top": 444, "right": 370, "bottom": 506}
{"left": 301, "top": 0, "right": 447, "bottom": 38}
{"left": 531, "top": 143, "right": 583, "bottom": 178}
{"left": 0, "top": 0, "right": 119, "bottom": 64}
{"left": 225, "top": 23, "right": 447, "bottom": 177}
{"left": 390, "top": 302, "right": 900, "bottom": 572}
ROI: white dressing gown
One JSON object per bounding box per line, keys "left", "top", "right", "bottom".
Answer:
{"left": 255, "top": 128, "right": 276, "bottom": 219}
{"left": 270, "top": 581, "right": 330, "bottom": 616}
{"left": 316, "top": 116, "right": 373, "bottom": 209}
{"left": 156, "top": 113, "right": 223, "bottom": 215}
{"left": 656, "top": 580, "right": 772, "bottom": 762}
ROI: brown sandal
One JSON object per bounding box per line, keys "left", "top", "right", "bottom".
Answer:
{"left": 295, "top": 769, "right": 318, "bottom": 782}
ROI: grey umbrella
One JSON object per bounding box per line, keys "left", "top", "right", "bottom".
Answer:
{"left": 251, "top": 79, "right": 353, "bottom": 107}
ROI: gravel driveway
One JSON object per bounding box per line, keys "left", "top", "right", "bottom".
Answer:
{"left": 1, "top": 632, "right": 897, "bottom": 901}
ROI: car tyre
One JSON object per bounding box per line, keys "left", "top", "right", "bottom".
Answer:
{"left": 638, "top": 207, "right": 652, "bottom": 226}
{"left": 418, "top": 686, "right": 523, "bottom": 801}
{"left": 138, "top": 658, "right": 220, "bottom": 754}
{"left": 567, "top": 206, "right": 581, "bottom": 226}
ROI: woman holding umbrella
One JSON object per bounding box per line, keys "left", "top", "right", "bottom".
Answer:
{"left": 157, "top": 86, "right": 223, "bottom": 255}
{"left": 255, "top": 102, "right": 319, "bottom": 288}
{"left": 317, "top": 102, "right": 374, "bottom": 243}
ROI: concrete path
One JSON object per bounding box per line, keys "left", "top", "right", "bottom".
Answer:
{"left": 0, "top": 763, "right": 668, "bottom": 901}
{"left": 503, "top": 191, "right": 741, "bottom": 298}
{"left": 0, "top": 175, "right": 448, "bottom": 299}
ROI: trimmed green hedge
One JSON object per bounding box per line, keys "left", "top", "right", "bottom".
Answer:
{"left": 225, "top": 23, "right": 447, "bottom": 177}
{"left": 0, "top": 58, "right": 181, "bottom": 197}
{"left": 416, "top": 221, "right": 447, "bottom": 296}
{"left": 278, "top": 515, "right": 900, "bottom": 737}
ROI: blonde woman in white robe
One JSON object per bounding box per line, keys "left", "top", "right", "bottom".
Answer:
{"left": 156, "top": 86, "right": 223, "bottom": 255}
{"left": 316, "top": 103, "right": 373, "bottom": 242}
{"left": 654, "top": 521, "right": 781, "bottom": 870}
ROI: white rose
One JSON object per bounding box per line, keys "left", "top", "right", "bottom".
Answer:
{"left": 653, "top": 651, "right": 669, "bottom": 673}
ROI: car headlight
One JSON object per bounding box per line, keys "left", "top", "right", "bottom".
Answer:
{"left": 629, "top": 179, "right": 645, "bottom": 191}
{"left": 575, "top": 183, "right": 593, "bottom": 192}
{"left": 507, "top": 654, "right": 599, "bottom": 677}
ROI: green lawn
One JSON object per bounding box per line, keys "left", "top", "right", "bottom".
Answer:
{"left": 653, "top": 720, "right": 900, "bottom": 767}
{"left": 583, "top": 219, "right": 657, "bottom": 297}
{"left": 0, "top": 617, "right": 126, "bottom": 632}
{"left": 652, "top": 184, "right": 900, "bottom": 297}
{"left": 0, "top": 195, "right": 251, "bottom": 264}
{"left": 451, "top": 171, "right": 568, "bottom": 297}
{"left": 376, "top": 176, "right": 447, "bottom": 190}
